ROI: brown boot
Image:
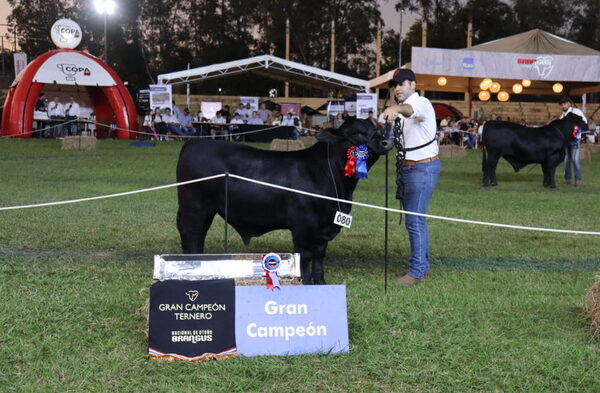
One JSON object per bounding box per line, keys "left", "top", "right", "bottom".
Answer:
{"left": 395, "top": 269, "right": 431, "bottom": 278}
{"left": 393, "top": 274, "right": 423, "bottom": 286}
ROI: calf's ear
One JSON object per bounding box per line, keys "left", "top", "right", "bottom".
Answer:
{"left": 316, "top": 128, "right": 343, "bottom": 144}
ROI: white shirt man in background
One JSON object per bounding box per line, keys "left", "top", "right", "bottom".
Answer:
{"left": 559, "top": 97, "right": 587, "bottom": 186}
{"left": 47, "top": 96, "right": 65, "bottom": 138}
{"left": 65, "top": 96, "right": 80, "bottom": 136}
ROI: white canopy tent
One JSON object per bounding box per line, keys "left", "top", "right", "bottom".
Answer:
{"left": 157, "top": 55, "right": 370, "bottom": 93}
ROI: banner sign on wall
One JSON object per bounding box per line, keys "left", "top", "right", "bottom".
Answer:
{"left": 149, "top": 84, "right": 172, "bottom": 110}
{"left": 13, "top": 53, "right": 27, "bottom": 77}
{"left": 356, "top": 93, "right": 378, "bottom": 119}
{"left": 411, "top": 46, "right": 600, "bottom": 82}
{"left": 148, "top": 279, "right": 237, "bottom": 361}
{"left": 280, "top": 103, "right": 301, "bottom": 117}
{"left": 344, "top": 98, "right": 357, "bottom": 117}
{"left": 239, "top": 96, "right": 259, "bottom": 112}
{"left": 235, "top": 285, "right": 349, "bottom": 356}
{"left": 327, "top": 100, "right": 345, "bottom": 121}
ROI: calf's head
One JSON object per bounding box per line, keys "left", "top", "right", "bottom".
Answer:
{"left": 316, "top": 118, "right": 393, "bottom": 155}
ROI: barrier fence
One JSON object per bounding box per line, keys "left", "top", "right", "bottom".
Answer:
{"left": 1, "top": 172, "right": 599, "bottom": 236}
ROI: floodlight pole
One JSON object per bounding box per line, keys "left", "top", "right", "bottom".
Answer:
{"left": 103, "top": 12, "right": 108, "bottom": 64}
{"left": 398, "top": 9, "right": 404, "bottom": 67}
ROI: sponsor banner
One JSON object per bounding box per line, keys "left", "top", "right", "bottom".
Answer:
{"left": 148, "top": 279, "right": 237, "bottom": 361}
{"left": 149, "top": 84, "right": 172, "bottom": 110}
{"left": 201, "top": 101, "right": 222, "bottom": 119}
{"left": 327, "top": 100, "right": 345, "bottom": 121}
{"left": 344, "top": 98, "right": 357, "bottom": 117}
{"left": 235, "top": 285, "right": 349, "bottom": 356}
{"left": 281, "top": 103, "right": 301, "bottom": 117}
{"left": 13, "top": 52, "right": 27, "bottom": 77}
{"left": 356, "top": 93, "right": 378, "bottom": 119}
{"left": 240, "top": 96, "right": 259, "bottom": 112}
{"left": 412, "top": 47, "right": 600, "bottom": 82}
{"left": 32, "top": 51, "right": 116, "bottom": 86}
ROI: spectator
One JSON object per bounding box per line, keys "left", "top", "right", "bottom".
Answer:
{"left": 444, "top": 120, "right": 461, "bottom": 145}
{"left": 210, "top": 111, "right": 227, "bottom": 139}
{"left": 172, "top": 101, "right": 181, "bottom": 121}
{"left": 333, "top": 113, "right": 344, "bottom": 129}
{"left": 179, "top": 108, "right": 197, "bottom": 136}
{"left": 282, "top": 112, "right": 298, "bottom": 139}
{"left": 194, "top": 110, "right": 205, "bottom": 122}
{"left": 236, "top": 102, "right": 249, "bottom": 121}
{"left": 230, "top": 113, "right": 244, "bottom": 125}
{"left": 272, "top": 114, "right": 283, "bottom": 126}
{"left": 47, "top": 95, "right": 65, "bottom": 138}
{"left": 439, "top": 115, "right": 451, "bottom": 129}
{"left": 257, "top": 103, "right": 273, "bottom": 124}
{"left": 367, "top": 110, "right": 377, "bottom": 126}
{"left": 35, "top": 93, "right": 47, "bottom": 138}
{"left": 163, "top": 108, "right": 190, "bottom": 138}
{"left": 247, "top": 111, "right": 264, "bottom": 125}
{"left": 142, "top": 110, "right": 158, "bottom": 140}
{"left": 220, "top": 105, "right": 231, "bottom": 122}
{"left": 152, "top": 107, "right": 168, "bottom": 139}
{"left": 65, "top": 96, "right": 80, "bottom": 136}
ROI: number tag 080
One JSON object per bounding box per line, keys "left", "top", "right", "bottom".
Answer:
{"left": 334, "top": 211, "right": 352, "bottom": 228}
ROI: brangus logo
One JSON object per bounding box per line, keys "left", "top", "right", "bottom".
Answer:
{"left": 517, "top": 55, "right": 554, "bottom": 79}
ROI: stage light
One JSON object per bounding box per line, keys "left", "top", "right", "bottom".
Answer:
{"left": 552, "top": 83, "right": 563, "bottom": 93}
{"left": 512, "top": 83, "right": 523, "bottom": 94}
{"left": 478, "top": 90, "right": 490, "bottom": 101}
{"left": 498, "top": 91, "right": 510, "bottom": 102}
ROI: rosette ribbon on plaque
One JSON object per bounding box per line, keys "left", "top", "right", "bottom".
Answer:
{"left": 262, "top": 253, "right": 281, "bottom": 290}
{"left": 344, "top": 145, "right": 369, "bottom": 179}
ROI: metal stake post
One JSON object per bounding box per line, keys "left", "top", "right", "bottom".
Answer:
{"left": 224, "top": 172, "right": 229, "bottom": 252}
{"left": 384, "top": 152, "right": 389, "bottom": 294}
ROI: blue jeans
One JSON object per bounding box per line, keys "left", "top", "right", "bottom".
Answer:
{"left": 401, "top": 159, "right": 441, "bottom": 279}
{"left": 564, "top": 142, "right": 581, "bottom": 182}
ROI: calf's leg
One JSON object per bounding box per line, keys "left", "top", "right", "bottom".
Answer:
{"left": 177, "top": 197, "right": 216, "bottom": 254}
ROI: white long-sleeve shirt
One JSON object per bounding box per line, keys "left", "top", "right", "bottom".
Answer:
{"left": 47, "top": 101, "right": 65, "bottom": 117}
{"left": 65, "top": 102, "right": 80, "bottom": 117}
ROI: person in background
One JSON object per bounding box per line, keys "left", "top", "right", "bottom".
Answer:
{"left": 47, "top": 95, "right": 65, "bottom": 138}
{"left": 230, "top": 113, "right": 244, "bottom": 125}
{"left": 179, "top": 108, "right": 197, "bottom": 136}
{"left": 247, "top": 111, "right": 264, "bottom": 125}
{"left": 271, "top": 113, "right": 283, "bottom": 126}
{"left": 35, "top": 93, "right": 47, "bottom": 138}
{"left": 65, "top": 96, "right": 80, "bottom": 136}
{"left": 333, "top": 113, "right": 344, "bottom": 129}
{"left": 257, "top": 103, "right": 273, "bottom": 124}
{"left": 220, "top": 104, "right": 231, "bottom": 122}
{"left": 152, "top": 107, "right": 168, "bottom": 139}
{"left": 194, "top": 110, "right": 205, "bottom": 122}
{"left": 172, "top": 100, "right": 181, "bottom": 122}
{"left": 210, "top": 111, "right": 228, "bottom": 139}
{"left": 559, "top": 97, "right": 587, "bottom": 186}
{"left": 236, "top": 102, "right": 249, "bottom": 121}
{"left": 282, "top": 112, "right": 298, "bottom": 139}
{"left": 383, "top": 68, "right": 440, "bottom": 286}
{"left": 142, "top": 110, "right": 158, "bottom": 140}
{"left": 367, "top": 110, "right": 377, "bottom": 126}
{"left": 163, "top": 107, "right": 190, "bottom": 138}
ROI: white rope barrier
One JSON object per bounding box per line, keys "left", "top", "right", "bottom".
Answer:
{"left": 0, "top": 171, "right": 599, "bottom": 236}
{"left": 1, "top": 119, "right": 315, "bottom": 140}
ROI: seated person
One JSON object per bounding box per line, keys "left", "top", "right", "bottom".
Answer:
{"left": 193, "top": 110, "right": 206, "bottom": 122}
{"left": 257, "top": 103, "right": 273, "bottom": 124}
{"left": 179, "top": 108, "right": 197, "bottom": 136}
{"left": 247, "top": 111, "right": 264, "bottom": 125}
{"left": 210, "top": 111, "right": 228, "bottom": 138}
{"left": 230, "top": 113, "right": 245, "bottom": 125}
{"left": 271, "top": 114, "right": 283, "bottom": 126}
{"left": 142, "top": 109, "right": 158, "bottom": 139}
{"left": 282, "top": 112, "right": 299, "bottom": 139}
{"left": 163, "top": 107, "right": 191, "bottom": 138}
{"left": 152, "top": 107, "right": 168, "bottom": 138}
{"left": 444, "top": 120, "right": 461, "bottom": 145}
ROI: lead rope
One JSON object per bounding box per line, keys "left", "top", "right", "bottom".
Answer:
{"left": 393, "top": 118, "right": 406, "bottom": 225}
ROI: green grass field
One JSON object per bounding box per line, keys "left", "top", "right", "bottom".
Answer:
{"left": 1, "top": 138, "right": 599, "bottom": 393}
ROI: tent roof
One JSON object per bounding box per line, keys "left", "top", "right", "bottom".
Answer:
{"left": 467, "top": 29, "right": 600, "bottom": 56}
{"left": 157, "top": 55, "right": 369, "bottom": 92}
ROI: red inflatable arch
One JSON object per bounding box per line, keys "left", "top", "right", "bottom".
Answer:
{"left": 1, "top": 48, "right": 138, "bottom": 139}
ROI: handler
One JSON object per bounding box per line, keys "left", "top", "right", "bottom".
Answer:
{"left": 383, "top": 69, "right": 440, "bottom": 286}
{"left": 559, "top": 97, "right": 587, "bottom": 186}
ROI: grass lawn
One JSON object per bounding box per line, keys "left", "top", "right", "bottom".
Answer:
{"left": 0, "top": 138, "right": 599, "bottom": 393}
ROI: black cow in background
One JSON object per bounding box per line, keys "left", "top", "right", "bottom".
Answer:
{"left": 482, "top": 113, "right": 588, "bottom": 188}
{"left": 176, "top": 119, "right": 392, "bottom": 284}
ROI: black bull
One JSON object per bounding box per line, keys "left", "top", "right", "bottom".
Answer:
{"left": 176, "top": 119, "right": 392, "bottom": 284}
{"left": 482, "top": 113, "right": 588, "bottom": 188}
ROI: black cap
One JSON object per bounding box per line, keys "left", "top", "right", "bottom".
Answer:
{"left": 389, "top": 68, "right": 416, "bottom": 87}
{"left": 559, "top": 96, "right": 571, "bottom": 104}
